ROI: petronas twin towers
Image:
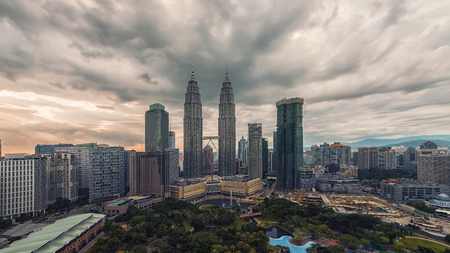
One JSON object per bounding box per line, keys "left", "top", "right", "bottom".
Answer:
{"left": 183, "top": 66, "right": 236, "bottom": 179}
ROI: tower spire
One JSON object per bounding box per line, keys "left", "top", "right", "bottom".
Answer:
{"left": 224, "top": 63, "right": 230, "bottom": 82}
{"left": 190, "top": 61, "right": 197, "bottom": 81}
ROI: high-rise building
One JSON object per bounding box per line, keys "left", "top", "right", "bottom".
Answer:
{"left": 418, "top": 155, "right": 450, "bottom": 186}
{"left": 218, "top": 69, "right": 236, "bottom": 177}
{"left": 248, "top": 123, "right": 262, "bottom": 179}
{"left": 89, "top": 145, "right": 125, "bottom": 201}
{"left": 168, "top": 131, "right": 176, "bottom": 149}
{"left": 35, "top": 143, "right": 75, "bottom": 155}
{"left": 272, "top": 131, "right": 278, "bottom": 173}
{"left": 418, "top": 141, "right": 439, "bottom": 156}
{"left": 268, "top": 148, "right": 273, "bottom": 172}
{"left": 129, "top": 151, "right": 170, "bottom": 196}
{"left": 357, "top": 147, "right": 379, "bottom": 170}
{"left": 276, "top": 97, "right": 304, "bottom": 190}
{"left": 311, "top": 142, "right": 351, "bottom": 169}
{"left": 0, "top": 154, "right": 47, "bottom": 218}
{"left": 167, "top": 149, "right": 180, "bottom": 184}
{"left": 0, "top": 139, "right": 2, "bottom": 157}
{"left": 404, "top": 147, "right": 418, "bottom": 172}
{"left": 352, "top": 152, "right": 358, "bottom": 166}
{"left": 202, "top": 145, "right": 214, "bottom": 175}
{"left": 43, "top": 152, "right": 78, "bottom": 205}
{"left": 262, "top": 138, "right": 268, "bottom": 175}
{"left": 238, "top": 136, "right": 248, "bottom": 167}
{"left": 145, "top": 103, "right": 169, "bottom": 152}
{"left": 55, "top": 143, "right": 97, "bottom": 198}
{"left": 379, "top": 147, "right": 396, "bottom": 169}
{"left": 183, "top": 68, "right": 203, "bottom": 178}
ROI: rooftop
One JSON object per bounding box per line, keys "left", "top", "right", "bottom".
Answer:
{"left": 171, "top": 179, "right": 205, "bottom": 187}
{"left": 138, "top": 198, "right": 154, "bottom": 204}
{"left": 2, "top": 213, "right": 105, "bottom": 253}
{"left": 221, "top": 176, "right": 255, "bottom": 183}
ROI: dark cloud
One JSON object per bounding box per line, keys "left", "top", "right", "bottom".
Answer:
{"left": 139, "top": 73, "right": 158, "bottom": 85}
{"left": 1, "top": 0, "right": 450, "bottom": 153}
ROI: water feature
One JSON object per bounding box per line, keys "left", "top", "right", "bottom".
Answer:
{"left": 269, "top": 236, "right": 315, "bottom": 253}
{"left": 196, "top": 199, "right": 253, "bottom": 213}
{"left": 265, "top": 226, "right": 292, "bottom": 238}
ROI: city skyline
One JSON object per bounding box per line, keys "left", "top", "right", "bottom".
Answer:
{"left": 1, "top": 1, "right": 450, "bottom": 154}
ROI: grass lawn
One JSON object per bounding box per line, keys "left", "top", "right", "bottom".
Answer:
{"left": 400, "top": 238, "right": 450, "bottom": 252}
{"left": 183, "top": 220, "right": 193, "bottom": 232}
{"left": 223, "top": 218, "right": 252, "bottom": 230}
{"left": 267, "top": 243, "right": 281, "bottom": 253}
{"left": 200, "top": 204, "right": 215, "bottom": 210}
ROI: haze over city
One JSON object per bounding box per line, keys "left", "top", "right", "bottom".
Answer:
{"left": 1, "top": 0, "right": 450, "bottom": 154}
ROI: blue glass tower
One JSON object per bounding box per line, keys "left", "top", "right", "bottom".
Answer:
{"left": 276, "top": 97, "right": 304, "bottom": 190}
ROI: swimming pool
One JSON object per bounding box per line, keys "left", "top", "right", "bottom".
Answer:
{"left": 269, "top": 236, "right": 315, "bottom": 253}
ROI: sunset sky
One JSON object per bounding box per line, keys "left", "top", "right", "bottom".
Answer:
{"left": 1, "top": 0, "right": 450, "bottom": 154}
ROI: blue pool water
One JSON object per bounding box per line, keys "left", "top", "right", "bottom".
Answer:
{"left": 269, "top": 236, "right": 315, "bottom": 253}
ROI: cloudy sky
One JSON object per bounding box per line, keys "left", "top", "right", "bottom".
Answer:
{"left": 1, "top": 0, "right": 450, "bottom": 154}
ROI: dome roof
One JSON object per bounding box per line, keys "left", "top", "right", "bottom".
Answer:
{"left": 436, "top": 194, "right": 450, "bottom": 200}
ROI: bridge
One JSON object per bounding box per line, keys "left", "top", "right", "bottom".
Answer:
{"left": 239, "top": 212, "right": 261, "bottom": 218}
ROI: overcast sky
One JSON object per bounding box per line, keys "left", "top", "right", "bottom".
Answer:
{"left": 1, "top": 0, "right": 450, "bottom": 154}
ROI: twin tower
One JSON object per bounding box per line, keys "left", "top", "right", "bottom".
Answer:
{"left": 183, "top": 67, "right": 236, "bottom": 179}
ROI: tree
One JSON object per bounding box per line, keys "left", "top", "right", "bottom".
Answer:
{"left": 445, "top": 234, "right": 450, "bottom": 243}
{"left": 417, "top": 245, "right": 437, "bottom": 253}
{"left": 190, "top": 232, "right": 222, "bottom": 253}
{"left": 393, "top": 241, "right": 407, "bottom": 253}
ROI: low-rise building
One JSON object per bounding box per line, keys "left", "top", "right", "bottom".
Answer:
{"left": 170, "top": 179, "right": 207, "bottom": 200}
{"left": 380, "top": 180, "right": 450, "bottom": 204}
{"left": 2, "top": 213, "right": 105, "bottom": 253}
{"left": 316, "top": 175, "right": 361, "bottom": 194}
{"left": 220, "top": 176, "right": 264, "bottom": 196}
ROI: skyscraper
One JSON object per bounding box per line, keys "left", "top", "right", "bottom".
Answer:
{"left": 358, "top": 147, "right": 379, "bottom": 170}
{"left": 276, "top": 97, "right": 304, "bottom": 190}
{"left": 183, "top": 68, "right": 203, "bottom": 178}
{"left": 404, "top": 147, "right": 418, "bottom": 172}
{"left": 262, "top": 138, "right": 268, "bottom": 175}
{"left": 219, "top": 68, "right": 236, "bottom": 177}
{"left": 238, "top": 136, "right": 248, "bottom": 167}
{"left": 272, "top": 131, "right": 278, "bottom": 173}
{"left": 145, "top": 103, "right": 169, "bottom": 152}
{"left": 129, "top": 150, "right": 170, "bottom": 196}
{"left": 202, "top": 145, "right": 214, "bottom": 175}
{"left": 248, "top": 123, "right": 262, "bottom": 179}
{"left": 168, "top": 131, "right": 176, "bottom": 149}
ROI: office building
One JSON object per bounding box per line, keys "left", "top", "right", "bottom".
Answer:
{"left": 238, "top": 136, "right": 248, "bottom": 167}
{"left": 276, "top": 97, "right": 304, "bottom": 190}
{"left": 89, "top": 145, "right": 125, "bottom": 201}
{"left": 167, "top": 149, "right": 180, "bottom": 184}
{"left": 0, "top": 139, "right": 2, "bottom": 157}
{"left": 404, "top": 147, "right": 417, "bottom": 172}
{"left": 418, "top": 155, "right": 450, "bottom": 186}
{"left": 0, "top": 154, "right": 47, "bottom": 218}
{"left": 183, "top": 68, "right": 203, "bottom": 178}
{"left": 248, "top": 123, "right": 263, "bottom": 179}
{"left": 43, "top": 152, "right": 78, "bottom": 205}
{"left": 353, "top": 152, "right": 358, "bottom": 166}
{"left": 55, "top": 143, "right": 97, "bottom": 198}
{"left": 357, "top": 147, "right": 379, "bottom": 170}
{"left": 262, "top": 138, "right": 268, "bottom": 175}
{"left": 268, "top": 148, "right": 273, "bottom": 172}
{"left": 168, "top": 131, "right": 176, "bottom": 149}
{"left": 218, "top": 69, "right": 236, "bottom": 177}
{"left": 35, "top": 143, "right": 75, "bottom": 155}
{"left": 418, "top": 141, "right": 439, "bottom": 156}
{"left": 129, "top": 150, "right": 170, "bottom": 196}
{"left": 145, "top": 103, "right": 169, "bottom": 152}
{"left": 380, "top": 180, "right": 449, "bottom": 204}
{"left": 170, "top": 179, "right": 206, "bottom": 200}
{"left": 272, "top": 131, "right": 278, "bottom": 173}
{"left": 202, "top": 145, "right": 214, "bottom": 175}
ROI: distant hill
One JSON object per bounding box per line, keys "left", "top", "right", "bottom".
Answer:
{"left": 342, "top": 135, "right": 450, "bottom": 148}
